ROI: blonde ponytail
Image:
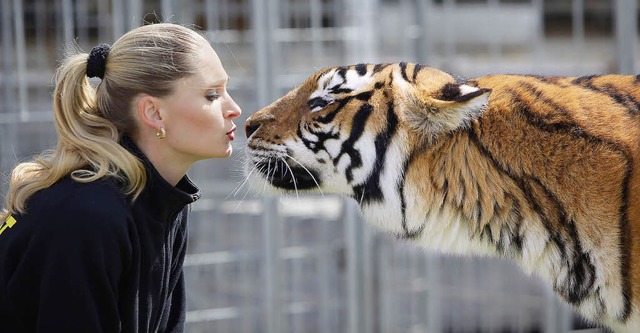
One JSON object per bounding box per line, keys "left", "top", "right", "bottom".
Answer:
{"left": 1, "top": 23, "right": 207, "bottom": 220}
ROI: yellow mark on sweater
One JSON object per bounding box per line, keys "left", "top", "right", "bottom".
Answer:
{"left": 0, "top": 215, "right": 16, "bottom": 235}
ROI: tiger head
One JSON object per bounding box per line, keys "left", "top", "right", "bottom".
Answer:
{"left": 244, "top": 63, "right": 490, "bottom": 198}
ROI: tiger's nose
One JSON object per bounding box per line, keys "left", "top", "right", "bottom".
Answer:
{"left": 245, "top": 118, "right": 260, "bottom": 138}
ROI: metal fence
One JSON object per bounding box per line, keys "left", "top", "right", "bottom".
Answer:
{"left": 2, "top": 0, "right": 639, "bottom": 332}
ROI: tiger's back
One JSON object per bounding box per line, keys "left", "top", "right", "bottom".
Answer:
{"left": 244, "top": 63, "right": 640, "bottom": 331}
{"left": 473, "top": 74, "right": 640, "bottom": 329}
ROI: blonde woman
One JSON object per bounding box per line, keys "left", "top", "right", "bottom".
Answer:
{"left": 0, "top": 23, "right": 241, "bottom": 332}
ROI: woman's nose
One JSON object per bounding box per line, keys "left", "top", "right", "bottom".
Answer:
{"left": 226, "top": 97, "right": 242, "bottom": 119}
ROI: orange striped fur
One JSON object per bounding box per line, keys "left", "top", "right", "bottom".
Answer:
{"left": 244, "top": 63, "right": 640, "bottom": 331}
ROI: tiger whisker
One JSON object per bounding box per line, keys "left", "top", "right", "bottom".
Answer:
{"left": 279, "top": 157, "right": 300, "bottom": 201}
{"left": 233, "top": 163, "right": 266, "bottom": 213}
{"left": 262, "top": 159, "right": 272, "bottom": 195}
{"left": 228, "top": 156, "right": 265, "bottom": 199}
{"left": 284, "top": 153, "right": 324, "bottom": 196}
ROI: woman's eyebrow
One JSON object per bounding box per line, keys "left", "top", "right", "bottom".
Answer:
{"left": 206, "top": 76, "right": 230, "bottom": 87}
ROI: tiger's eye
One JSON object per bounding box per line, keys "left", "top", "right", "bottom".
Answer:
{"left": 308, "top": 97, "right": 329, "bottom": 110}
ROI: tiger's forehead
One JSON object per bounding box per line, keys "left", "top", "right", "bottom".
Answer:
{"left": 309, "top": 66, "right": 374, "bottom": 100}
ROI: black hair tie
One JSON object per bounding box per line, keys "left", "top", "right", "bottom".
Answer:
{"left": 86, "top": 43, "right": 111, "bottom": 79}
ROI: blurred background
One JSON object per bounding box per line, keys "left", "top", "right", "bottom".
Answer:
{"left": 1, "top": 0, "right": 638, "bottom": 332}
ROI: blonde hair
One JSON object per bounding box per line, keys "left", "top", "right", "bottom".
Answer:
{"left": 1, "top": 23, "right": 208, "bottom": 220}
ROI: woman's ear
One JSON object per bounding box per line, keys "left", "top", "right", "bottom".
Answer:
{"left": 136, "top": 94, "right": 164, "bottom": 132}
{"left": 402, "top": 81, "right": 491, "bottom": 142}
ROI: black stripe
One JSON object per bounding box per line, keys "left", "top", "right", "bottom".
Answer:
{"left": 316, "top": 97, "right": 353, "bottom": 124}
{"left": 412, "top": 63, "right": 425, "bottom": 83}
{"left": 601, "top": 83, "right": 640, "bottom": 115}
{"left": 514, "top": 83, "right": 592, "bottom": 140}
{"left": 299, "top": 123, "right": 340, "bottom": 155}
{"left": 399, "top": 156, "right": 425, "bottom": 238}
{"left": 527, "top": 174, "right": 597, "bottom": 306}
{"left": 467, "top": 130, "right": 533, "bottom": 257}
{"left": 338, "top": 104, "right": 374, "bottom": 183}
{"left": 573, "top": 75, "right": 640, "bottom": 115}
{"left": 336, "top": 67, "right": 348, "bottom": 80}
{"left": 507, "top": 88, "right": 633, "bottom": 319}
{"left": 329, "top": 87, "right": 353, "bottom": 94}
{"left": 619, "top": 157, "right": 634, "bottom": 322}
{"left": 355, "top": 91, "right": 373, "bottom": 102}
{"left": 352, "top": 102, "right": 399, "bottom": 204}
{"left": 372, "top": 63, "right": 391, "bottom": 74}
{"left": 399, "top": 62, "right": 409, "bottom": 82}
{"left": 524, "top": 74, "right": 563, "bottom": 85}
{"left": 573, "top": 74, "right": 601, "bottom": 85}
{"left": 308, "top": 97, "right": 329, "bottom": 110}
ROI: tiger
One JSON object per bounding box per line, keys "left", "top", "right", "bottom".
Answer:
{"left": 242, "top": 62, "right": 640, "bottom": 332}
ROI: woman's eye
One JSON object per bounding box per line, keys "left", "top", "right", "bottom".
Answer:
{"left": 206, "top": 92, "right": 221, "bottom": 101}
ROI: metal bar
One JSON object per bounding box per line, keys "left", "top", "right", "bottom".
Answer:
{"left": 532, "top": 0, "right": 545, "bottom": 71}
{"left": 379, "top": 240, "right": 390, "bottom": 333}
{"left": 318, "top": 208, "right": 332, "bottom": 333}
{"left": 205, "top": 0, "right": 218, "bottom": 30}
{"left": 268, "top": 0, "right": 280, "bottom": 100}
{"left": 2, "top": 0, "right": 14, "bottom": 116}
{"left": 361, "top": 223, "right": 374, "bottom": 333}
{"left": 426, "top": 254, "right": 441, "bottom": 332}
{"left": 345, "top": 0, "right": 377, "bottom": 63}
{"left": 75, "top": 0, "right": 88, "bottom": 48}
{"left": 97, "top": 0, "right": 110, "bottom": 42}
{"left": 128, "top": 0, "right": 143, "bottom": 29}
{"left": 400, "top": 0, "right": 414, "bottom": 61}
{"left": 112, "top": 0, "right": 124, "bottom": 39}
{"left": 262, "top": 197, "right": 282, "bottom": 333}
{"left": 572, "top": 0, "right": 585, "bottom": 73}
{"left": 442, "top": 0, "right": 456, "bottom": 71}
{"left": 34, "top": 0, "right": 46, "bottom": 69}
{"left": 345, "top": 200, "right": 362, "bottom": 333}
{"left": 615, "top": 0, "right": 637, "bottom": 74}
{"left": 13, "top": 0, "right": 28, "bottom": 121}
{"left": 310, "top": 0, "right": 325, "bottom": 65}
{"left": 416, "top": 0, "right": 433, "bottom": 65}
{"left": 161, "top": 0, "right": 173, "bottom": 22}
{"left": 488, "top": 0, "right": 501, "bottom": 65}
{"left": 253, "top": 0, "right": 273, "bottom": 108}
{"left": 60, "top": 0, "right": 74, "bottom": 43}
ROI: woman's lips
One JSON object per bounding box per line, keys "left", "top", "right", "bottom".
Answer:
{"left": 226, "top": 127, "right": 236, "bottom": 140}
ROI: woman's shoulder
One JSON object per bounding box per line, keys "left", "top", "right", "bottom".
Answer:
{"left": 19, "top": 176, "right": 132, "bottom": 232}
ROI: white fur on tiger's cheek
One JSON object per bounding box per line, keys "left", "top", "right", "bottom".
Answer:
{"left": 350, "top": 133, "right": 377, "bottom": 185}
{"left": 324, "top": 138, "right": 343, "bottom": 159}
{"left": 358, "top": 141, "right": 408, "bottom": 232}
{"left": 301, "top": 130, "right": 319, "bottom": 143}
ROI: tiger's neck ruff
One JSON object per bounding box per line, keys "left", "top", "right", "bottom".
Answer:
{"left": 244, "top": 63, "right": 640, "bottom": 332}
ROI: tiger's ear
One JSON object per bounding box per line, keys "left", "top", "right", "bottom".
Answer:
{"left": 402, "top": 82, "right": 491, "bottom": 141}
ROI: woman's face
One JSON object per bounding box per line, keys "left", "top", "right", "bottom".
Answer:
{"left": 158, "top": 43, "right": 241, "bottom": 163}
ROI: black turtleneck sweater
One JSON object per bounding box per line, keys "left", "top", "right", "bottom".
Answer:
{"left": 0, "top": 138, "right": 200, "bottom": 332}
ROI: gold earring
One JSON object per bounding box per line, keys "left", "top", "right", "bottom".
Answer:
{"left": 156, "top": 128, "right": 166, "bottom": 139}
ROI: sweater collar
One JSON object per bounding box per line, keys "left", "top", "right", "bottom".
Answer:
{"left": 120, "top": 136, "right": 201, "bottom": 221}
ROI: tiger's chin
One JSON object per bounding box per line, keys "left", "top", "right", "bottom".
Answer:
{"left": 245, "top": 155, "right": 325, "bottom": 193}
{"left": 258, "top": 164, "right": 321, "bottom": 190}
